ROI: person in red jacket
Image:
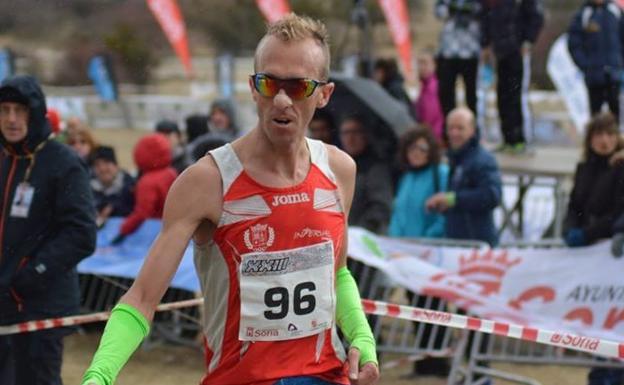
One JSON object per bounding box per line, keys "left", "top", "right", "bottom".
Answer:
{"left": 111, "top": 133, "right": 177, "bottom": 244}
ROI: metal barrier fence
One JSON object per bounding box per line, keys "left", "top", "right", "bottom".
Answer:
{"left": 79, "top": 274, "right": 201, "bottom": 348}
{"left": 458, "top": 241, "right": 624, "bottom": 385}
{"left": 349, "top": 237, "right": 489, "bottom": 384}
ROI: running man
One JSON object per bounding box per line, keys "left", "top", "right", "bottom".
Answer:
{"left": 81, "top": 13, "right": 379, "bottom": 385}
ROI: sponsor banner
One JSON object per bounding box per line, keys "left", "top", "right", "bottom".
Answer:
{"left": 546, "top": 34, "right": 589, "bottom": 136}
{"left": 147, "top": 0, "right": 193, "bottom": 77}
{"left": 348, "top": 227, "right": 624, "bottom": 342}
{"left": 256, "top": 0, "right": 291, "bottom": 23}
{"left": 378, "top": 0, "right": 413, "bottom": 80}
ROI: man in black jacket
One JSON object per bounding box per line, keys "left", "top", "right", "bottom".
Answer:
{"left": 481, "top": 0, "right": 544, "bottom": 151}
{"left": 0, "top": 75, "right": 96, "bottom": 385}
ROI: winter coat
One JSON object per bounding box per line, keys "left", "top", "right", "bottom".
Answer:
{"left": 0, "top": 75, "right": 96, "bottom": 324}
{"left": 568, "top": 0, "right": 624, "bottom": 86}
{"left": 445, "top": 136, "right": 502, "bottom": 246}
{"left": 565, "top": 154, "right": 624, "bottom": 243}
{"left": 389, "top": 164, "right": 449, "bottom": 238}
{"left": 481, "top": 0, "right": 544, "bottom": 58}
{"left": 349, "top": 150, "right": 394, "bottom": 234}
{"left": 415, "top": 75, "right": 444, "bottom": 141}
{"left": 119, "top": 134, "right": 177, "bottom": 236}
{"left": 91, "top": 170, "right": 135, "bottom": 217}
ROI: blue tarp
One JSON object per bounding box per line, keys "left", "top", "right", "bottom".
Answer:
{"left": 77, "top": 218, "right": 200, "bottom": 292}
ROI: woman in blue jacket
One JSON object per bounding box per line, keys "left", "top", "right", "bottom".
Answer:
{"left": 389, "top": 127, "right": 448, "bottom": 238}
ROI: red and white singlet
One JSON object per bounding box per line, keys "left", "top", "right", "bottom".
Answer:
{"left": 195, "top": 138, "right": 349, "bottom": 385}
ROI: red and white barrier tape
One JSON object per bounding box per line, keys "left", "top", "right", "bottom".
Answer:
{"left": 0, "top": 298, "right": 203, "bottom": 336}
{"left": 2, "top": 297, "right": 623, "bottom": 360}
{"left": 361, "top": 299, "right": 624, "bottom": 360}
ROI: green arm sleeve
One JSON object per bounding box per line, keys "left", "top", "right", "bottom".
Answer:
{"left": 335, "top": 266, "right": 378, "bottom": 366}
{"left": 81, "top": 303, "right": 151, "bottom": 385}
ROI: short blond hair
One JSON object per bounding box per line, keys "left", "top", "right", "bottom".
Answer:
{"left": 254, "top": 13, "right": 330, "bottom": 80}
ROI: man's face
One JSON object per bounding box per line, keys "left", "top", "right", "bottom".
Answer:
{"left": 209, "top": 108, "right": 230, "bottom": 132}
{"left": 339, "top": 119, "right": 368, "bottom": 157}
{"left": 447, "top": 110, "right": 476, "bottom": 150}
{"left": 0, "top": 102, "right": 29, "bottom": 144}
{"left": 93, "top": 158, "right": 119, "bottom": 187}
{"left": 251, "top": 36, "right": 335, "bottom": 145}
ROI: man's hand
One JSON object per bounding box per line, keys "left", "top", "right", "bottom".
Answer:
{"left": 426, "top": 192, "right": 451, "bottom": 213}
{"left": 347, "top": 348, "right": 379, "bottom": 385}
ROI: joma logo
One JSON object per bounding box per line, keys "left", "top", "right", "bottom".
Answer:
{"left": 271, "top": 192, "right": 310, "bottom": 207}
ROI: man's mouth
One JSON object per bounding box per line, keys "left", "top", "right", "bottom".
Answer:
{"left": 273, "top": 117, "right": 292, "bottom": 126}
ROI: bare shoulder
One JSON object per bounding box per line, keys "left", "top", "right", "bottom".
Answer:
{"left": 325, "top": 144, "right": 356, "bottom": 213}
{"left": 164, "top": 155, "right": 223, "bottom": 225}
{"left": 326, "top": 144, "right": 356, "bottom": 181}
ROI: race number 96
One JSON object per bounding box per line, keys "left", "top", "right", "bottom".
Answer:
{"left": 264, "top": 281, "right": 316, "bottom": 320}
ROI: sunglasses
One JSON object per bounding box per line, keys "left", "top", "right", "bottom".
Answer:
{"left": 251, "top": 73, "right": 327, "bottom": 100}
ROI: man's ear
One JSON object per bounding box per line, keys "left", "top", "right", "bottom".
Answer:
{"left": 317, "top": 82, "right": 335, "bottom": 108}
{"left": 249, "top": 76, "right": 259, "bottom": 103}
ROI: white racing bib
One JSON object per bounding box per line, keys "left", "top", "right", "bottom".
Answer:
{"left": 239, "top": 240, "right": 335, "bottom": 342}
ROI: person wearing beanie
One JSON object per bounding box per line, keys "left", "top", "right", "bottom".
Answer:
{"left": 0, "top": 75, "right": 96, "bottom": 385}
{"left": 90, "top": 145, "right": 136, "bottom": 227}
{"left": 110, "top": 133, "right": 177, "bottom": 244}
{"left": 155, "top": 119, "right": 188, "bottom": 173}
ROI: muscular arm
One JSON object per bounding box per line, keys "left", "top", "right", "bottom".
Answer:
{"left": 120, "top": 158, "right": 222, "bottom": 320}
{"left": 82, "top": 159, "right": 222, "bottom": 385}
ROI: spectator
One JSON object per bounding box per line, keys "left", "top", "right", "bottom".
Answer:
{"left": 67, "top": 125, "right": 98, "bottom": 163}
{"left": 390, "top": 129, "right": 450, "bottom": 379}
{"left": 389, "top": 127, "right": 448, "bottom": 238}
{"left": 111, "top": 133, "right": 177, "bottom": 243}
{"left": 155, "top": 119, "right": 189, "bottom": 173}
{"left": 46, "top": 108, "right": 62, "bottom": 136}
{"left": 184, "top": 114, "right": 209, "bottom": 144}
{"left": 563, "top": 112, "right": 624, "bottom": 385}
{"left": 564, "top": 112, "right": 624, "bottom": 247}
{"left": 481, "top": 0, "right": 544, "bottom": 152}
{"left": 434, "top": 0, "right": 482, "bottom": 128}
{"left": 307, "top": 108, "right": 337, "bottom": 144}
{"left": 340, "top": 114, "right": 393, "bottom": 234}
{"left": 208, "top": 98, "right": 239, "bottom": 141}
{"left": 89, "top": 145, "right": 135, "bottom": 228}
{"left": 568, "top": 0, "right": 624, "bottom": 118}
{"left": 0, "top": 75, "right": 96, "bottom": 385}
{"left": 414, "top": 49, "right": 445, "bottom": 141}
{"left": 373, "top": 58, "right": 413, "bottom": 115}
{"left": 426, "top": 107, "right": 502, "bottom": 246}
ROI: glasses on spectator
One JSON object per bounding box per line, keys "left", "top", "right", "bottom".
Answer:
{"left": 409, "top": 142, "right": 430, "bottom": 154}
{"left": 251, "top": 73, "right": 327, "bottom": 100}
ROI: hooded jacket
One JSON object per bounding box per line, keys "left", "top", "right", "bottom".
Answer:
{"left": 119, "top": 134, "right": 177, "bottom": 236}
{"left": 0, "top": 75, "right": 96, "bottom": 324}
{"left": 568, "top": 0, "right": 624, "bottom": 86}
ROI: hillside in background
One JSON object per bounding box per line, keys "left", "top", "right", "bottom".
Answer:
{"left": 0, "top": 0, "right": 583, "bottom": 89}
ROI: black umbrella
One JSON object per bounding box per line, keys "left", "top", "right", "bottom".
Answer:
{"left": 324, "top": 73, "right": 415, "bottom": 160}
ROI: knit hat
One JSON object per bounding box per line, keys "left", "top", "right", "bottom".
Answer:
{"left": 90, "top": 145, "right": 117, "bottom": 165}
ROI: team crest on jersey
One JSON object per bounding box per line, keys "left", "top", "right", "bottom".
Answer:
{"left": 244, "top": 223, "right": 275, "bottom": 251}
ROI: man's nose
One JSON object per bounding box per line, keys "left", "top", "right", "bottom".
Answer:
{"left": 273, "top": 89, "right": 293, "bottom": 109}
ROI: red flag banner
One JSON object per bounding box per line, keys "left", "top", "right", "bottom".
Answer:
{"left": 378, "top": 0, "right": 413, "bottom": 80}
{"left": 147, "top": 0, "right": 193, "bottom": 77}
{"left": 256, "top": 0, "right": 291, "bottom": 23}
